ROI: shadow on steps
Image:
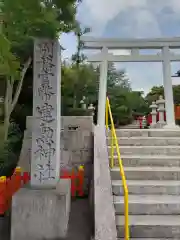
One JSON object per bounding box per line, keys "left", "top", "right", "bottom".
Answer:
{"left": 60, "top": 198, "right": 92, "bottom": 240}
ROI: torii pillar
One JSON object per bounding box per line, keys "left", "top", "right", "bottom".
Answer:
{"left": 97, "top": 47, "right": 108, "bottom": 126}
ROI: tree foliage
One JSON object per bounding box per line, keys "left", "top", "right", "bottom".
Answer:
{"left": 61, "top": 59, "right": 148, "bottom": 125}
{"left": 0, "top": 0, "right": 79, "bottom": 139}
{"left": 145, "top": 85, "right": 180, "bottom": 105}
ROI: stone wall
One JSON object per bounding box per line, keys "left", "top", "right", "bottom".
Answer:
{"left": 93, "top": 125, "right": 117, "bottom": 240}
{"left": 18, "top": 116, "right": 94, "bottom": 195}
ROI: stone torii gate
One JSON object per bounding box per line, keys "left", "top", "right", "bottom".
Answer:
{"left": 81, "top": 36, "right": 180, "bottom": 128}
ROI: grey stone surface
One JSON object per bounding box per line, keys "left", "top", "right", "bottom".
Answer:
{"left": 118, "top": 239, "right": 174, "bottom": 240}
{"left": 114, "top": 195, "right": 180, "bottom": 214}
{"left": 62, "top": 199, "right": 92, "bottom": 240}
{"left": 19, "top": 116, "right": 93, "bottom": 194}
{"left": 108, "top": 145, "right": 180, "bottom": 155}
{"left": 111, "top": 155, "right": 180, "bottom": 167}
{"left": 150, "top": 122, "right": 166, "bottom": 128}
{"left": 111, "top": 166, "right": 180, "bottom": 180}
{"left": 118, "top": 120, "right": 140, "bottom": 129}
{"left": 89, "top": 178, "right": 94, "bottom": 236}
{"left": 116, "top": 215, "right": 180, "bottom": 238}
{"left": 109, "top": 128, "right": 180, "bottom": 239}
{"left": 18, "top": 130, "right": 31, "bottom": 173}
{"left": 26, "top": 116, "right": 34, "bottom": 131}
{"left": 112, "top": 180, "right": 180, "bottom": 195}
{"left": 11, "top": 179, "right": 71, "bottom": 240}
{"left": 0, "top": 213, "right": 11, "bottom": 240}
{"left": 93, "top": 125, "right": 117, "bottom": 240}
{"left": 109, "top": 129, "right": 180, "bottom": 137}
{"left": 31, "top": 39, "right": 61, "bottom": 188}
{"left": 107, "top": 136, "right": 180, "bottom": 146}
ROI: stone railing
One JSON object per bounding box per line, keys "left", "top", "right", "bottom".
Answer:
{"left": 92, "top": 125, "right": 117, "bottom": 240}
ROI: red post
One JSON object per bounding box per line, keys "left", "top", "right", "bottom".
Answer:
{"left": 22, "top": 172, "right": 30, "bottom": 184}
{"left": 138, "top": 117, "right": 142, "bottom": 129}
{"left": 61, "top": 169, "right": 76, "bottom": 197}
{"left": 76, "top": 165, "right": 84, "bottom": 197}
{"left": 0, "top": 177, "right": 7, "bottom": 214}
{"left": 9, "top": 167, "right": 22, "bottom": 197}
{"left": 70, "top": 169, "right": 76, "bottom": 197}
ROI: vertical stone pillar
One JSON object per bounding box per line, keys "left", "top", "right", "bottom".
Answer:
{"left": 156, "top": 95, "right": 166, "bottom": 124}
{"left": 31, "top": 39, "right": 61, "bottom": 188}
{"left": 11, "top": 39, "right": 71, "bottom": 240}
{"left": 162, "top": 46, "right": 176, "bottom": 128}
{"left": 97, "top": 47, "right": 108, "bottom": 126}
{"left": 150, "top": 101, "right": 157, "bottom": 126}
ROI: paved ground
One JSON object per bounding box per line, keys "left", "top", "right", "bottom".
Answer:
{"left": 63, "top": 198, "right": 92, "bottom": 240}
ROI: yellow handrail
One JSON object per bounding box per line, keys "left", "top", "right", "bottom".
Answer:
{"left": 105, "top": 97, "right": 129, "bottom": 240}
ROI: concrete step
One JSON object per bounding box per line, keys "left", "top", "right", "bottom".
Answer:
{"left": 119, "top": 125, "right": 140, "bottom": 129}
{"left": 116, "top": 215, "right": 180, "bottom": 238}
{"left": 117, "top": 238, "right": 176, "bottom": 240}
{"left": 107, "top": 137, "right": 180, "bottom": 146}
{"left": 112, "top": 180, "right": 180, "bottom": 195}
{"left": 113, "top": 195, "right": 180, "bottom": 215}
{"left": 107, "top": 129, "right": 180, "bottom": 138}
{"left": 108, "top": 146, "right": 180, "bottom": 156}
{"left": 110, "top": 155, "right": 180, "bottom": 167}
{"left": 111, "top": 167, "right": 180, "bottom": 180}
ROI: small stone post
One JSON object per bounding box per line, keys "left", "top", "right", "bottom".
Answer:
{"left": 88, "top": 103, "right": 95, "bottom": 116}
{"left": 156, "top": 95, "right": 166, "bottom": 124}
{"left": 150, "top": 101, "right": 157, "bottom": 126}
{"left": 80, "top": 96, "right": 87, "bottom": 109}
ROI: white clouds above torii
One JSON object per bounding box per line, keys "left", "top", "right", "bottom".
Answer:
{"left": 78, "top": 0, "right": 180, "bottom": 37}
{"left": 61, "top": 0, "right": 180, "bottom": 94}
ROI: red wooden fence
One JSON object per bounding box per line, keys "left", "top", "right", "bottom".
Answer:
{"left": 0, "top": 166, "right": 84, "bottom": 215}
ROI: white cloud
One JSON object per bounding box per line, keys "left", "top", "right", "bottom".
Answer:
{"left": 108, "top": 49, "right": 131, "bottom": 55}
{"left": 82, "top": 0, "right": 147, "bottom": 22}
{"left": 78, "top": 0, "right": 180, "bottom": 37}
{"left": 79, "top": 0, "right": 158, "bottom": 36}
{"left": 76, "top": 0, "right": 180, "bottom": 93}
{"left": 120, "top": 62, "right": 163, "bottom": 95}
{"left": 171, "top": 0, "right": 180, "bottom": 12}
{"left": 135, "top": 9, "right": 161, "bottom": 37}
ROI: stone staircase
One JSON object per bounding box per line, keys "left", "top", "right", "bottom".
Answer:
{"left": 119, "top": 120, "right": 140, "bottom": 129}
{"left": 107, "top": 129, "right": 180, "bottom": 239}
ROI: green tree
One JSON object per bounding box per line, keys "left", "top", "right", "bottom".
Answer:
{"left": 127, "top": 91, "right": 149, "bottom": 116}
{"left": 145, "top": 86, "right": 164, "bottom": 105}
{"left": 106, "top": 63, "right": 132, "bottom": 125}
{"left": 61, "top": 61, "right": 99, "bottom": 114}
{"left": 107, "top": 62, "right": 131, "bottom": 90}
{"left": 71, "top": 23, "right": 91, "bottom": 108}
{"left": 146, "top": 84, "right": 180, "bottom": 106}
{"left": 0, "top": 0, "right": 79, "bottom": 139}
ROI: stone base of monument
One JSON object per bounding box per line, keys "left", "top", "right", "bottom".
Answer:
{"left": 11, "top": 179, "right": 71, "bottom": 240}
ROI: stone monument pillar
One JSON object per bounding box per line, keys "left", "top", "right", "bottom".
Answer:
{"left": 31, "top": 39, "right": 61, "bottom": 188}
{"left": 150, "top": 101, "right": 157, "bottom": 127}
{"left": 11, "top": 39, "right": 71, "bottom": 240}
{"left": 156, "top": 95, "right": 166, "bottom": 125}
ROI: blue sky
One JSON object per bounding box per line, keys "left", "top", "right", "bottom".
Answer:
{"left": 60, "top": 0, "right": 180, "bottom": 95}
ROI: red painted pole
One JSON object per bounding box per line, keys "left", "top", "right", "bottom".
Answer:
{"left": 76, "top": 165, "right": 84, "bottom": 197}
{"left": 0, "top": 177, "right": 7, "bottom": 214}
{"left": 139, "top": 117, "right": 142, "bottom": 129}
